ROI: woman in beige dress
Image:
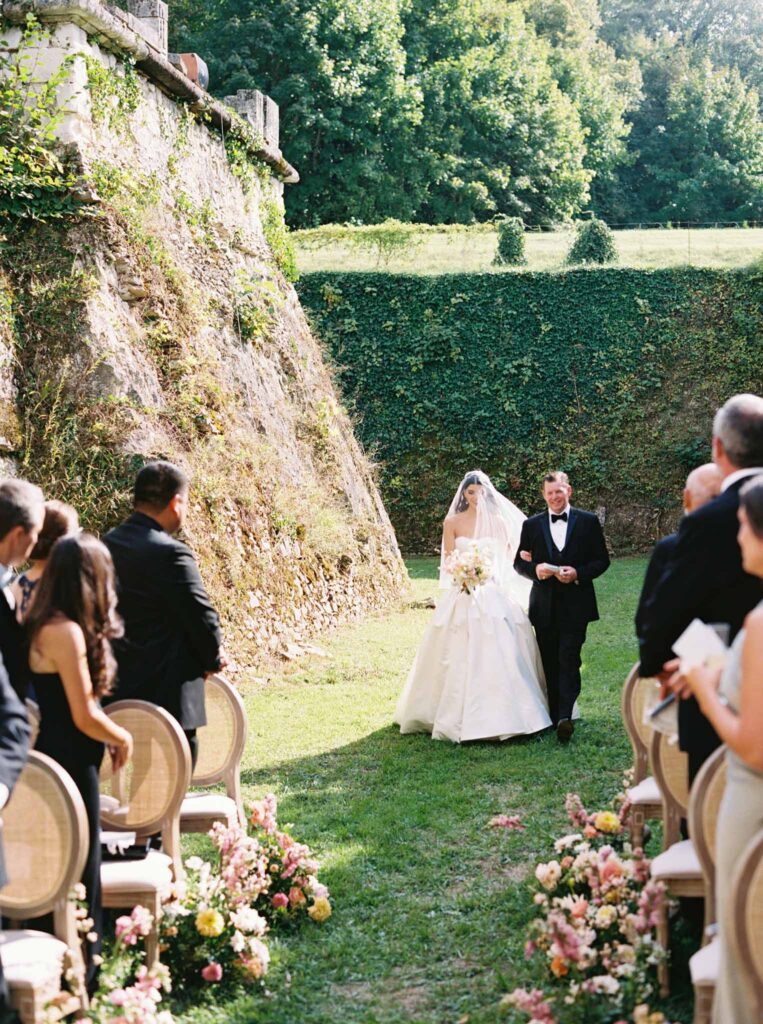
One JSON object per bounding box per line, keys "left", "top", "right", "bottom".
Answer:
{"left": 668, "top": 474, "right": 763, "bottom": 1024}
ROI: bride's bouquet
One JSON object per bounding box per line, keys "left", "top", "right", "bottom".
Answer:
{"left": 445, "top": 543, "right": 493, "bottom": 594}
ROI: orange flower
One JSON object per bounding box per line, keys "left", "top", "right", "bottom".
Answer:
{"left": 550, "top": 955, "right": 568, "bottom": 978}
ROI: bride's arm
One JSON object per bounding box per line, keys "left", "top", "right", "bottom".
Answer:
{"left": 443, "top": 518, "right": 456, "bottom": 556}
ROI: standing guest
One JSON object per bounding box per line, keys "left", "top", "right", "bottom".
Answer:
{"left": 104, "top": 461, "right": 226, "bottom": 767}
{"left": 0, "top": 480, "right": 45, "bottom": 697}
{"left": 26, "top": 534, "right": 132, "bottom": 991}
{"left": 0, "top": 653, "right": 31, "bottom": 1024}
{"left": 665, "top": 475, "right": 763, "bottom": 1024}
{"left": 514, "top": 471, "right": 610, "bottom": 742}
{"left": 639, "top": 394, "right": 763, "bottom": 784}
{"left": 11, "top": 500, "right": 79, "bottom": 621}
{"left": 635, "top": 464, "right": 721, "bottom": 640}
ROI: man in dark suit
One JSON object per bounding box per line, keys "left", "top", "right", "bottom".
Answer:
{"left": 635, "top": 463, "right": 721, "bottom": 640}
{"left": 639, "top": 394, "right": 763, "bottom": 785}
{"left": 0, "top": 650, "right": 31, "bottom": 1023}
{"left": 0, "top": 480, "right": 45, "bottom": 697}
{"left": 104, "top": 462, "right": 226, "bottom": 766}
{"left": 514, "top": 471, "right": 610, "bottom": 742}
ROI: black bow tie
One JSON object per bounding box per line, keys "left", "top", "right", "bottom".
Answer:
{"left": 551, "top": 512, "right": 568, "bottom": 523}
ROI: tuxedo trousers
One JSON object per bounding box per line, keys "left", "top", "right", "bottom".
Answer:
{"left": 535, "top": 622, "right": 587, "bottom": 724}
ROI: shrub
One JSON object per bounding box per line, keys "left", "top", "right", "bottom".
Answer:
{"left": 567, "top": 218, "right": 617, "bottom": 265}
{"left": 493, "top": 218, "right": 527, "bottom": 266}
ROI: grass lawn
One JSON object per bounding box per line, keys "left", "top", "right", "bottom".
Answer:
{"left": 176, "top": 556, "right": 692, "bottom": 1024}
{"left": 294, "top": 224, "right": 763, "bottom": 275}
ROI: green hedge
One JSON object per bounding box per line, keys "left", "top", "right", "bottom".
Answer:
{"left": 298, "top": 268, "right": 763, "bottom": 552}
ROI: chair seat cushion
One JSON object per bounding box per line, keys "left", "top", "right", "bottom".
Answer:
{"left": 180, "top": 792, "right": 237, "bottom": 827}
{"left": 101, "top": 850, "right": 173, "bottom": 896}
{"left": 690, "top": 938, "right": 720, "bottom": 985}
{"left": 628, "top": 776, "right": 661, "bottom": 805}
{"left": 651, "top": 839, "right": 701, "bottom": 880}
{"left": 0, "top": 930, "right": 66, "bottom": 987}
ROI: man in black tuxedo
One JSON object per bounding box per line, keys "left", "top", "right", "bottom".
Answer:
{"left": 0, "top": 650, "right": 31, "bottom": 1023}
{"left": 514, "top": 472, "right": 610, "bottom": 742}
{"left": 639, "top": 394, "right": 763, "bottom": 785}
{"left": 0, "top": 480, "right": 45, "bottom": 697}
{"left": 635, "top": 463, "right": 721, "bottom": 640}
{"left": 104, "top": 462, "right": 226, "bottom": 766}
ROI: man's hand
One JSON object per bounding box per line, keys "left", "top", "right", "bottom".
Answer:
{"left": 536, "top": 563, "right": 556, "bottom": 581}
{"left": 520, "top": 550, "right": 532, "bottom": 563}
{"left": 558, "top": 566, "right": 577, "bottom": 584}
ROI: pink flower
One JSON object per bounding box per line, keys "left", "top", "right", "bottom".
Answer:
{"left": 115, "top": 916, "right": 137, "bottom": 946}
{"left": 288, "top": 886, "right": 306, "bottom": 907}
{"left": 272, "top": 892, "right": 289, "bottom": 909}
{"left": 201, "top": 962, "right": 223, "bottom": 983}
{"left": 489, "top": 814, "right": 525, "bottom": 830}
{"left": 250, "top": 794, "right": 278, "bottom": 834}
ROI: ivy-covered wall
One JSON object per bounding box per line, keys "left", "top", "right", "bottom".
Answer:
{"left": 298, "top": 268, "right": 763, "bottom": 552}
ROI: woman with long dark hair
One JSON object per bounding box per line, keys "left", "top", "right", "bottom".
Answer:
{"left": 26, "top": 534, "right": 133, "bottom": 989}
{"left": 11, "top": 499, "right": 79, "bottom": 621}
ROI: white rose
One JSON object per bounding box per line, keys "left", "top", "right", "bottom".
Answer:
{"left": 230, "top": 930, "right": 246, "bottom": 953}
{"left": 231, "top": 907, "right": 268, "bottom": 936}
{"left": 590, "top": 975, "right": 620, "bottom": 995}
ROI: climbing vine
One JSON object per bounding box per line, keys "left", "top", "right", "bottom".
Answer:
{"left": 299, "top": 267, "right": 763, "bottom": 551}
{"left": 0, "top": 15, "right": 84, "bottom": 222}
{"left": 83, "top": 53, "right": 141, "bottom": 133}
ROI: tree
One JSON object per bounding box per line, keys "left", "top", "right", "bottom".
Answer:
{"left": 402, "top": 0, "right": 592, "bottom": 224}
{"left": 523, "top": 0, "right": 642, "bottom": 217}
{"left": 611, "top": 38, "right": 763, "bottom": 222}
{"left": 170, "top": 0, "right": 423, "bottom": 227}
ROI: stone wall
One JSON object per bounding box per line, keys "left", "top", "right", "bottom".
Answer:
{"left": 0, "top": 1, "right": 406, "bottom": 668}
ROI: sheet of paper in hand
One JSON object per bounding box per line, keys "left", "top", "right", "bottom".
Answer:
{"left": 672, "top": 618, "right": 728, "bottom": 669}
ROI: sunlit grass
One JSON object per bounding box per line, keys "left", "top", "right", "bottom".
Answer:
{"left": 295, "top": 225, "right": 763, "bottom": 275}
{"left": 177, "top": 557, "right": 692, "bottom": 1023}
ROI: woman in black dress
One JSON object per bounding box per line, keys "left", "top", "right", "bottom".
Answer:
{"left": 26, "top": 534, "right": 133, "bottom": 990}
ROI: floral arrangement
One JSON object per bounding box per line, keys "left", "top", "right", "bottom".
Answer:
{"left": 501, "top": 788, "right": 670, "bottom": 1024}
{"left": 159, "top": 794, "right": 331, "bottom": 993}
{"left": 445, "top": 543, "right": 493, "bottom": 593}
{"left": 249, "top": 794, "right": 332, "bottom": 924}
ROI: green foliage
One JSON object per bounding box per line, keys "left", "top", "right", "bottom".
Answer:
{"left": 493, "top": 218, "right": 527, "bottom": 266}
{"left": 0, "top": 16, "right": 84, "bottom": 223}
{"left": 567, "top": 217, "right": 617, "bottom": 264}
{"left": 298, "top": 267, "right": 763, "bottom": 552}
{"left": 84, "top": 54, "right": 141, "bottom": 134}
{"left": 233, "top": 272, "right": 283, "bottom": 344}
{"left": 262, "top": 199, "right": 298, "bottom": 282}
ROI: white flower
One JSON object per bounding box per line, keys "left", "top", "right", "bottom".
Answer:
{"left": 535, "top": 860, "right": 562, "bottom": 890}
{"left": 595, "top": 906, "right": 618, "bottom": 929}
{"left": 185, "top": 856, "right": 205, "bottom": 871}
{"left": 230, "top": 907, "right": 268, "bottom": 935}
{"left": 554, "top": 833, "right": 582, "bottom": 852}
{"left": 230, "top": 930, "right": 246, "bottom": 953}
{"left": 589, "top": 975, "right": 620, "bottom": 995}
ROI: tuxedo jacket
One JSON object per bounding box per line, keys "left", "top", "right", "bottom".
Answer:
{"left": 514, "top": 508, "right": 610, "bottom": 630}
{"left": 0, "top": 650, "right": 31, "bottom": 888}
{"left": 0, "top": 591, "right": 28, "bottom": 698}
{"left": 634, "top": 532, "right": 678, "bottom": 641}
{"left": 104, "top": 512, "right": 223, "bottom": 730}
{"left": 638, "top": 478, "right": 762, "bottom": 757}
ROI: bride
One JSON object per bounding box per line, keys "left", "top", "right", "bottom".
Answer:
{"left": 395, "top": 470, "right": 551, "bottom": 743}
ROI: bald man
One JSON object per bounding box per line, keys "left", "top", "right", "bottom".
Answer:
{"left": 635, "top": 464, "right": 722, "bottom": 640}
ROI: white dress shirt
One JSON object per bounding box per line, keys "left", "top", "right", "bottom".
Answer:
{"left": 549, "top": 504, "right": 571, "bottom": 553}
{"left": 721, "top": 467, "right": 763, "bottom": 493}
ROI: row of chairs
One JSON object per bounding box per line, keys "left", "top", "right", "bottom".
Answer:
{"left": 621, "top": 666, "right": 763, "bottom": 1023}
{"left": 0, "top": 675, "right": 247, "bottom": 1023}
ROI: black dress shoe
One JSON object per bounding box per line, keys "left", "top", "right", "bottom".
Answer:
{"left": 556, "top": 718, "right": 574, "bottom": 743}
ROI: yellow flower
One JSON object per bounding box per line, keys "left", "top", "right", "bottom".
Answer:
{"left": 196, "top": 908, "right": 225, "bottom": 938}
{"left": 594, "top": 811, "right": 621, "bottom": 835}
{"left": 308, "top": 897, "right": 332, "bottom": 923}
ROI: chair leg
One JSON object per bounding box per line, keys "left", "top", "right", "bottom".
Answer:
{"left": 657, "top": 902, "right": 670, "bottom": 997}
{"left": 693, "top": 983, "right": 714, "bottom": 1024}
{"left": 226, "top": 766, "right": 246, "bottom": 829}
{"left": 145, "top": 895, "right": 162, "bottom": 971}
{"left": 629, "top": 806, "right": 645, "bottom": 851}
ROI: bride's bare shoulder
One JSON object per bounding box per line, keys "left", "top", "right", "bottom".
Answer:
{"left": 444, "top": 511, "right": 466, "bottom": 527}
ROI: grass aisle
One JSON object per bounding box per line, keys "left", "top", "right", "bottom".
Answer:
{"left": 180, "top": 557, "right": 653, "bottom": 1024}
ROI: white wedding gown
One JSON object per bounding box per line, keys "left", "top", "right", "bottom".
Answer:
{"left": 395, "top": 537, "right": 552, "bottom": 743}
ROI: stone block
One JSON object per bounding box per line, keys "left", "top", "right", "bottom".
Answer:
{"left": 126, "top": 0, "right": 168, "bottom": 55}
{"left": 264, "top": 95, "right": 279, "bottom": 148}
{"left": 224, "top": 88, "right": 265, "bottom": 137}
